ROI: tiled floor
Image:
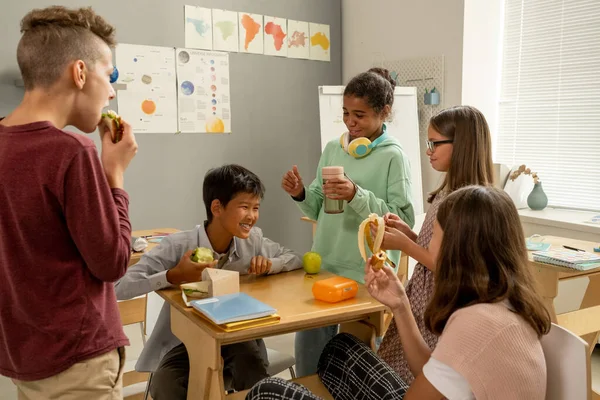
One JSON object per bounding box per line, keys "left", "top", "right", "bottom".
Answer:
{"left": 2, "top": 334, "right": 600, "bottom": 398}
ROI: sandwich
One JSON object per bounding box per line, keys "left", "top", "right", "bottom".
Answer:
{"left": 100, "top": 110, "right": 124, "bottom": 143}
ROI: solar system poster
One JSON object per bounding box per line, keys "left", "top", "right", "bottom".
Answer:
{"left": 176, "top": 49, "right": 232, "bottom": 134}
{"left": 114, "top": 44, "right": 178, "bottom": 133}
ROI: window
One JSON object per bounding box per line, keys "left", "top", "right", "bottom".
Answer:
{"left": 496, "top": 0, "right": 600, "bottom": 211}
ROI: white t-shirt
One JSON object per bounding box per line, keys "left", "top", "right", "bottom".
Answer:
{"left": 422, "top": 357, "right": 475, "bottom": 400}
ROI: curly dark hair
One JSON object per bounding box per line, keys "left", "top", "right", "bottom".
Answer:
{"left": 343, "top": 67, "right": 396, "bottom": 116}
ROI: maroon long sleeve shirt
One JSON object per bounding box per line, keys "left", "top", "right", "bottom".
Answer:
{"left": 0, "top": 121, "right": 130, "bottom": 380}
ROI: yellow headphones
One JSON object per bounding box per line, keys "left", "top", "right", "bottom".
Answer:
{"left": 340, "top": 124, "right": 388, "bottom": 158}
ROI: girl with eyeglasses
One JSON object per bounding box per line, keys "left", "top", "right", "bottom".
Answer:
{"left": 377, "top": 105, "right": 495, "bottom": 384}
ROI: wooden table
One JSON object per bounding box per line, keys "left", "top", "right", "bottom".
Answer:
{"left": 130, "top": 228, "right": 180, "bottom": 266}
{"left": 530, "top": 236, "right": 600, "bottom": 353}
{"left": 157, "top": 269, "right": 386, "bottom": 400}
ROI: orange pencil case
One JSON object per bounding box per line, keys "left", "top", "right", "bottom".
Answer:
{"left": 312, "top": 276, "right": 358, "bottom": 303}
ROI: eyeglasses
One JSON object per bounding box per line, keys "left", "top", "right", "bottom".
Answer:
{"left": 425, "top": 139, "right": 453, "bottom": 152}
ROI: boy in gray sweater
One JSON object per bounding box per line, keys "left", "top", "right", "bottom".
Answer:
{"left": 115, "top": 164, "right": 302, "bottom": 399}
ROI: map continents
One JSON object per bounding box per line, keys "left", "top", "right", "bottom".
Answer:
{"left": 264, "top": 16, "right": 287, "bottom": 57}
{"left": 287, "top": 20, "right": 310, "bottom": 59}
{"left": 309, "top": 23, "right": 331, "bottom": 61}
{"left": 184, "top": 5, "right": 213, "bottom": 50}
{"left": 212, "top": 9, "right": 239, "bottom": 52}
{"left": 215, "top": 21, "right": 235, "bottom": 40}
{"left": 239, "top": 13, "right": 263, "bottom": 54}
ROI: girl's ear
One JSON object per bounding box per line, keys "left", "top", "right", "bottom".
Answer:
{"left": 381, "top": 104, "right": 392, "bottom": 121}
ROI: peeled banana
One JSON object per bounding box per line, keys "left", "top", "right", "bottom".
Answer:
{"left": 358, "top": 213, "right": 388, "bottom": 270}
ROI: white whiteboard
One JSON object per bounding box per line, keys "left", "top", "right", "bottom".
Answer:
{"left": 318, "top": 86, "right": 424, "bottom": 214}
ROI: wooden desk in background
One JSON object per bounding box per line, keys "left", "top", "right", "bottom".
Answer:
{"left": 129, "top": 228, "right": 180, "bottom": 266}
{"left": 530, "top": 236, "right": 600, "bottom": 351}
{"left": 158, "top": 269, "right": 385, "bottom": 400}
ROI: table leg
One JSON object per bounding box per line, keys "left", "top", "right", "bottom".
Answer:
{"left": 339, "top": 311, "right": 385, "bottom": 351}
{"left": 170, "top": 307, "right": 225, "bottom": 400}
{"left": 533, "top": 266, "right": 559, "bottom": 323}
{"left": 579, "top": 275, "right": 600, "bottom": 355}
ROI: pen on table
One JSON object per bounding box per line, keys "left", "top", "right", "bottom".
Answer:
{"left": 563, "top": 245, "right": 585, "bottom": 252}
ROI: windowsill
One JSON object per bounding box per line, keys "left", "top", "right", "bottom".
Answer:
{"left": 518, "top": 208, "right": 600, "bottom": 235}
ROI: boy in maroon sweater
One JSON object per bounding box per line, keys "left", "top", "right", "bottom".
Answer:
{"left": 0, "top": 6, "right": 138, "bottom": 399}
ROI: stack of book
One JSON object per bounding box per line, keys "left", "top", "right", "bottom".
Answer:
{"left": 190, "top": 292, "right": 279, "bottom": 332}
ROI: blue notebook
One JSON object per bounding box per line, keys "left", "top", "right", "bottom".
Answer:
{"left": 190, "top": 293, "right": 276, "bottom": 325}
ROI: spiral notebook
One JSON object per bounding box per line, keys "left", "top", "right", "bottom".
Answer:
{"left": 532, "top": 249, "right": 600, "bottom": 271}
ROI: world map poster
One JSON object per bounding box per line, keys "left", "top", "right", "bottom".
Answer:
{"left": 263, "top": 16, "right": 287, "bottom": 57}
{"left": 309, "top": 23, "right": 331, "bottom": 62}
{"left": 287, "top": 20, "right": 310, "bottom": 59}
{"left": 238, "top": 13, "right": 263, "bottom": 54}
{"left": 176, "top": 49, "right": 232, "bottom": 134}
{"left": 184, "top": 5, "right": 213, "bottom": 50}
{"left": 212, "top": 9, "right": 239, "bottom": 53}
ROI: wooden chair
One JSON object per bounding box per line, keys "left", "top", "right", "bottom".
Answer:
{"left": 118, "top": 295, "right": 152, "bottom": 400}
{"left": 541, "top": 323, "right": 591, "bottom": 400}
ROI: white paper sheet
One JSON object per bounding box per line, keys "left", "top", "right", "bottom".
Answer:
{"left": 287, "top": 20, "right": 310, "bottom": 59}
{"left": 176, "top": 49, "right": 231, "bottom": 133}
{"left": 264, "top": 16, "right": 288, "bottom": 57}
{"left": 212, "top": 9, "right": 239, "bottom": 53}
{"left": 239, "top": 12, "right": 263, "bottom": 54}
{"left": 309, "top": 23, "right": 331, "bottom": 62}
{"left": 184, "top": 5, "right": 213, "bottom": 50}
{"left": 115, "top": 44, "right": 178, "bottom": 133}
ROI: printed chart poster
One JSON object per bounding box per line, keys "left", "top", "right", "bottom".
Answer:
{"left": 176, "top": 49, "right": 231, "bottom": 134}
{"left": 184, "top": 5, "right": 213, "bottom": 50}
{"left": 239, "top": 13, "right": 263, "bottom": 54}
{"left": 264, "top": 16, "right": 287, "bottom": 57}
{"left": 115, "top": 44, "right": 177, "bottom": 133}
{"left": 287, "top": 20, "right": 310, "bottom": 59}
{"left": 309, "top": 23, "right": 331, "bottom": 62}
{"left": 212, "top": 9, "right": 239, "bottom": 53}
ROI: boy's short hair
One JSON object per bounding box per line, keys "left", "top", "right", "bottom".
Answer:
{"left": 203, "top": 164, "right": 265, "bottom": 222}
{"left": 17, "top": 6, "right": 116, "bottom": 90}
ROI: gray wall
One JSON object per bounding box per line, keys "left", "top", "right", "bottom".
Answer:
{"left": 0, "top": 0, "right": 342, "bottom": 254}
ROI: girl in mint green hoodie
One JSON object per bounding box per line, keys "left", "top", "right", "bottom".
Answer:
{"left": 282, "top": 68, "right": 415, "bottom": 377}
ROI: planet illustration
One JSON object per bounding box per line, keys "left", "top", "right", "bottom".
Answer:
{"left": 141, "top": 75, "right": 152, "bottom": 84}
{"left": 210, "top": 85, "right": 217, "bottom": 92}
{"left": 180, "top": 81, "right": 195, "bottom": 96}
{"left": 178, "top": 51, "right": 190, "bottom": 64}
{"left": 211, "top": 99, "right": 217, "bottom": 105}
{"left": 141, "top": 99, "right": 156, "bottom": 115}
{"left": 110, "top": 67, "right": 119, "bottom": 83}
{"left": 206, "top": 116, "right": 225, "bottom": 133}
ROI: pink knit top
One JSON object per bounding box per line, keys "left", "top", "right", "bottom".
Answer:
{"left": 432, "top": 302, "right": 547, "bottom": 399}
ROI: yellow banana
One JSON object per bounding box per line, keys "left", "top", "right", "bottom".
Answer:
{"left": 358, "top": 213, "right": 388, "bottom": 270}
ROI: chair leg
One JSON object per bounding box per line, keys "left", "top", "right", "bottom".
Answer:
{"left": 143, "top": 372, "right": 153, "bottom": 400}
{"left": 289, "top": 366, "right": 296, "bottom": 380}
{"left": 140, "top": 322, "right": 147, "bottom": 346}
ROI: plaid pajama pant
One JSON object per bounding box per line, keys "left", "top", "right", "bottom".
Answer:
{"left": 246, "top": 333, "right": 409, "bottom": 400}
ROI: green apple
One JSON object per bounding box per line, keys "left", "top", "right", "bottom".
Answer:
{"left": 302, "top": 252, "right": 322, "bottom": 274}
{"left": 190, "top": 247, "right": 213, "bottom": 263}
